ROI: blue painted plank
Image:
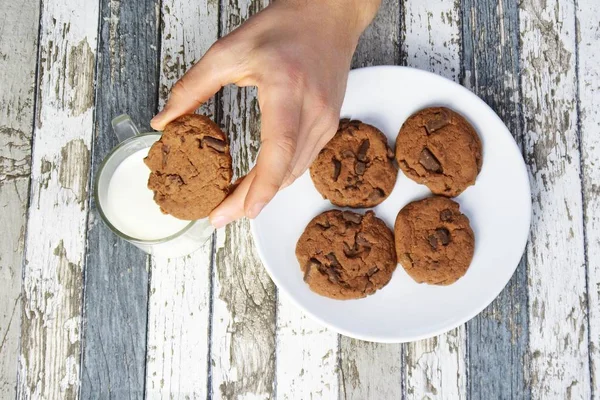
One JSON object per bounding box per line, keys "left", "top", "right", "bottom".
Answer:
{"left": 81, "top": 0, "right": 159, "bottom": 398}
{"left": 461, "top": 0, "right": 530, "bottom": 398}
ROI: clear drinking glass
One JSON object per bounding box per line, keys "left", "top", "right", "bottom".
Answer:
{"left": 94, "top": 114, "right": 214, "bottom": 257}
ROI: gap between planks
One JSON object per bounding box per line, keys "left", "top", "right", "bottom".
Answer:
{"left": 575, "top": 0, "right": 600, "bottom": 396}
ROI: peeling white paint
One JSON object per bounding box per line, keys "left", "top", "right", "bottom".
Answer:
{"left": 520, "top": 0, "right": 591, "bottom": 397}
{"left": 210, "top": 2, "right": 276, "bottom": 399}
{"left": 276, "top": 296, "right": 338, "bottom": 400}
{"left": 402, "top": 0, "right": 467, "bottom": 398}
{"left": 145, "top": 0, "right": 218, "bottom": 398}
{"left": 577, "top": 0, "right": 600, "bottom": 395}
{"left": 18, "top": 0, "right": 98, "bottom": 398}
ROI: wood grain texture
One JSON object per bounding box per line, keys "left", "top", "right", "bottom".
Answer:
{"left": 339, "top": 2, "right": 403, "bottom": 399}
{"left": 352, "top": 0, "right": 401, "bottom": 67}
{"left": 401, "top": 0, "right": 467, "bottom": 398}
{"left": 145, "top": 0, "right": 218, "bottom": 397}
{"left": 340, "top": 341, "right": 401, "bottom": 400}
{"left": 212, "top": 0, "right": 277, "bottom": 398}
{"left": 577, "top": 0, "right": 600, "bottom": 396}
{"left": 18, "top": 0, "right": 99, "bottom": 397}
{"left": 0, "top": 0, "right": 40, "bottom": 397}
{"left": 519, "top": 0, "right": 590, "bottom": 397}
{"left": 402, "top": 0, "right": 461, "bottom": 80}
{"left": 145, "top": 254, "right": 211, "bottom": 399}
{"left": 461, "top": 0, "right": 530, "bottom": 398}
{"left": 80, "top": 0, "right": 159, "bottom": 398}
{"left": 276, "top": 297, "right": 338, "bottom": 400}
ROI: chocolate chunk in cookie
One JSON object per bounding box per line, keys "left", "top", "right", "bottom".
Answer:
{"left": 394, "top": 196, "right": 475, "bottom": 285}
{"left": 395, "top": 107, "right": 482, "bottom": 197}
{"left": 310, "top": 120, "right": 398, "bottom": 208}
{"left": 296, "top": 210, "right": 397, "bottom": 300}
{"left": 144, "top": 114, "right": 233, "bottom": 220}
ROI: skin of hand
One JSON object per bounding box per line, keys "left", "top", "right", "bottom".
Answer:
{"left": 150, "top": 0, "right": 382, "bottom": 228}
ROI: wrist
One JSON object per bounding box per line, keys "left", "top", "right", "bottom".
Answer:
{"left": 323, "top": 0, "right": 381, "bottom": 34}
{"left": 286, "top": 0, "right": 381, "bottom": 36}
{"left": 349, "top": 0, "right": 382, "bottom": 31}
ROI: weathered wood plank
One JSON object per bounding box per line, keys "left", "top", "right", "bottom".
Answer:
{"left": 0, "top": 0, "right": 40, "bottom": 397}
{"left": 80, "top": 0, "right": 159, "bottom": 398}
{"left": 145, "top": 254, "right": 211, "bottom": 399}
{"left": 339, "top": 2, "right": 403, "bottom": 399}
{"left": 18, "top": 0, "right": 99, "bottom": 397}
{"left": 576, "top": 0, "right": 600, "bottom": 396}
{"left": 211, "top": 0, "right": 277, "bottom": 398}
{"left": 401, "top": 0, "right": 467, "bottom": 398}
{"left": 402, "top": 0, "right": 461, "bottom": 80}
{"left": 145, "top": 0, "right": 218, "bottom": 397}
{"left": 340, "top": 340, "right": 401, "bottom": 400}
{"left": 461, "top": 0, "right": 530, "bottom": 398}
{"left": 519, "top": 0, "right": 590, "bottom": 397}
{"left": 352, "top": 0, "right": 401, "bottom": 67}
{"left": 276, "top": 297, "right": 338, "bottom": 400}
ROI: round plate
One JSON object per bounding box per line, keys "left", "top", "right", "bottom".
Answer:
{"left": 251, "top": 66, "right": 531, "bottom": 343}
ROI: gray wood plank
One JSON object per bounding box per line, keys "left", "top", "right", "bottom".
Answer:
{"left": 340, "top": 1, "right": 403, "bottom": 398}
{"left": 351, "top": 0, "right": 401, "bottom": 68}
{"left": 0, "top": 0, "right": 40, "bottom": 397}
{"left": 211, "top": 0, "right": 277, "bottom": 398}
{"left": 80, "top": 0, "right": 159, "bottom": 397}
{"left": 460, "top": 0, "right": 531, "bottom": 398}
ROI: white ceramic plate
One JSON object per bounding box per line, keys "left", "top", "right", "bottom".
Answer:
{"left": 251, "top": 66, "right": 531, "bottom": 343}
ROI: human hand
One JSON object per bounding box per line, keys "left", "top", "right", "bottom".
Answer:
{"left": 151, "top": 0, "right": 381, "bottom": 228}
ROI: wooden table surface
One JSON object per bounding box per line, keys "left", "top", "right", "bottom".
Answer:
{"left": 1, "top": 0, "right": 598, "bottom": 398}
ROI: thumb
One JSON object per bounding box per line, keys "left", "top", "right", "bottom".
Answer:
{"left": 244, "top": 88, "right": 303, "bottom": 218}
{"left": 151, "top": 41, "right": 245, "bottom": 130}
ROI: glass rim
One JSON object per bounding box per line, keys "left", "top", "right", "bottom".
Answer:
{"left": 94, "top": 132, "right": 197, "bottom": 245}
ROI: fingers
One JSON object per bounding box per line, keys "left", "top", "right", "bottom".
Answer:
{"left": 281, "top": 123, "right": 336, "bottom": 189}
{"left": 151, "top": 41, "right": 246, "bottom": 130}
{"left": 280, "top": 109, "right": 338, "bottom": 189}
{"left": 243, "top": 89, "right": 302, "bottom": 218}
{"left": 210, "top": 171, "right": 256, "bottom": 229}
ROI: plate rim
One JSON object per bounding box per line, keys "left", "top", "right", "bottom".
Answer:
{"left": 250, "top": 65, "right": 532, "bottom": 343}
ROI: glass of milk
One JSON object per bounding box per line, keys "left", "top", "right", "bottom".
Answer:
{"left": 94, "top": 114, "right": 214, "bottom": 258}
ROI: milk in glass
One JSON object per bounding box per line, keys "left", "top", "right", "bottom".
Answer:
{"left": 104, "top": 148, "right": 188, "bottom": 240}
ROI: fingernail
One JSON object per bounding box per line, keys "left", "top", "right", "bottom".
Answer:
{"left": 150, "top": 112, "right": 163, "bottom": 123}
{"left": 150, "top": 108, "right": 168, "bottom": 126}
{"left": 246, "top": 202, "right": 266, "bottom": 219}
{"left": 210, "top": 214, "right": 232, "bottom": 229}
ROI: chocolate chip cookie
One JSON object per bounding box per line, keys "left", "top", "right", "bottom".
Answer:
{"left": 310, "top": 119, "right": 398, "bottom": 208}
{"left": 295, "top": 209, "right": 397, "bottom": 300}
{"left": 395, "top": 107, "right": 482, "bottom": 197}
{"left": 144, "top": 114, "right": 232, "bottom": 220}
{"left": 394, "top": 196, "right": 475, "bottom": 285}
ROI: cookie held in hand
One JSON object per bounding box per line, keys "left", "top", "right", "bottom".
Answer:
{"left": 144, "top": 114, "right": 233, "bottom": 220}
